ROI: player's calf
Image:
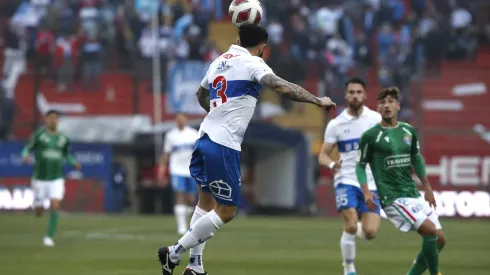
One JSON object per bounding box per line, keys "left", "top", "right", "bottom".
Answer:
{"left": 417, "top": 219, "right": 440, "bottom": 275}
{"left": 340, "top": 208, "right": 359, "bottom": 275}
{"left": 436, "top": 230, "right": 446, "bottom": 251}
{"left": 44, "top": 199, "right": 61, "bottom": 246}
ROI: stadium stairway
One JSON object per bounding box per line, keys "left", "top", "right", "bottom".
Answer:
{"left": 420, "top": 56, "right": 490, "bottom": 131}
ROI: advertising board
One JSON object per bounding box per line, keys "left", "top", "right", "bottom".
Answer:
{"left": 0, "top": 142, "right": 113, "bottom": 212}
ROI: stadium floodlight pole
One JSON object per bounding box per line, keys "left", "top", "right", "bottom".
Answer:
{"left": 152, "top": 13, "right": 163, "bottom": 165}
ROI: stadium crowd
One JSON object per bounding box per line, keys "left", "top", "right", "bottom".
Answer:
{"left": 1, "top": 0, "right": 490, "bottom": 140}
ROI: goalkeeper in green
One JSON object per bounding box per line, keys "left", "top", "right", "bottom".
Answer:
{"left": 355, "top": 87, "right": 446, "bottom": 275}
{"left": 21, "top": 110, "right": 81, "bottom": 247}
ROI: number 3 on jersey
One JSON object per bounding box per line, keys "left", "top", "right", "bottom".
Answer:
{"left": 212, "top": 76, "right": 228, "bottom": 108}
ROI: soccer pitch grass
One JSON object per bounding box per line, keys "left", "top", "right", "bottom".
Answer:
{"left": 1, "top": 213, "right": 489, "bottom": 275}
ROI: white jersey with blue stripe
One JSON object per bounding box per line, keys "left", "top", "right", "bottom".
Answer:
{"left": 324, "top": 106, "right": 381, "bottom": 189}
{"left": 164, "top": 126, "right": 199, "bottom": 177}
{"left": 198, "top": 45, "right": 274, "bottom": 151}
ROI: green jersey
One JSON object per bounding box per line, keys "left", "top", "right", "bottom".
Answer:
{"left": 357, "top": 122, "right": 421, "bottom": 207}
{"left": 22, "top": 129, "right": 76, "bottom": 181}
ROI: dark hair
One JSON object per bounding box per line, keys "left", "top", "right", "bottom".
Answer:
{"left": 45, "top": 109, "right": 61, "bottom": 116}
{"left": 238, "top": 23, "right": 268, "bottom": 48}
{"left": 345, "top": 77, "right": 366, "bottom": 89}
{"left": 376, "top": 87, "right": 401, "bottom": 101}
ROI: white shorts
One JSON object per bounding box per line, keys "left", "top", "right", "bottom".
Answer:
{"left": 384, "top": 197, "right": 442, "bottom": 232}
{"left": 31, "top": 179, "right": 65, "bottom": 207}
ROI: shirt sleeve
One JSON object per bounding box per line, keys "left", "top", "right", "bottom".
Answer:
{"left": 357, "top": 133, "right": 372, "bottom": 165}
{"left": 323, "top": 120, "right": 337, "bottom": 144}
{"left": 411, "top": 128, "right": 421, "bottom": 156}
{"left": 21, "top": 132, "right": 38, "bottom": 156}
{"left": 63, "top": 138, "right": 77, "bottom": 165}
{"left": 163, "top": 132, "right": 172, "bottom": 154}
{"left": 248, "top": 58, "right": 275, "bottom": 82}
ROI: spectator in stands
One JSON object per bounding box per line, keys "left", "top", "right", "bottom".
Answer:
{"left": 81, "top": 32, "right": 103, "bottom": 91}
{"left": 55, "top": 32, "right": 77, "bottom": 92}
{"left": 56, "top": 0, "right": 76, "bottom": 35}
{"left": 289, "top": 15, "right": 309, "bottom": 61}
{"left": 315, "top": 3, "right": 341, "bottom": 39}
{"left": 99, "top": 0, "right": 117, "bottom": 66}
{"left": 191, "top": 0, "right": 212, "bottom": 38}
{"left": 377, "top": 22, "right": 395, "bottom": 60}
{"left": 185, "top": 25, "right": 203, "bottom": 61}
{"left": 376, "top": 0, "right": 394, "bottom": 25}
{"left": 3, "top": 22, "right": 26, "bottom": 98}
{"left": 34, "top": 22, "right": 55, "bottom": 78}
{"left": 266, "top": 19, "right": 283, "bottom": 69}
{"left": 79, "top": 0, "right": 100, "bottom": 39}
{"left": 354, "top": 32, "right": 371, "bottom": 80}
{"left": 423, "top": 22, "right": 446, "bottom": 75}
{"left": 326, "top": 32, "right": 353, "bottom": 90}
{"left": 0, "top": 84, "right": 14, "bottom": 140}
{"left": 361, "top": 1, "right": 378, "bottom": 43}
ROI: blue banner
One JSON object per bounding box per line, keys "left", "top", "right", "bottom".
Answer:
{"left": 0, "top": 142, "right": 114, "bottom": 211}
{"left": 167, "top": 61, "right": 210, "bottom": 115}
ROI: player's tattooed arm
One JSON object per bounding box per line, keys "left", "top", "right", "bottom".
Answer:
{"left": 196, "top": 86, "right": 210, "bottom": 113}
{"left": 260, "top": 74, "right": 322, "bottom": 105}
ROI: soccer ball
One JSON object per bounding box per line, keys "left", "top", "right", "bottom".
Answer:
{"left": 229, "top": 0, "right": 263, "bottom": 27}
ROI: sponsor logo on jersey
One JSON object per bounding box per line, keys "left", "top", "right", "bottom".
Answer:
{"left": 42, "top": 149, "right": 62, "bottom": 159}
{"left": 384, "top": 154, "right": 411, "bottom": 169}
{"left": 403, "top": 135, "right": 412, "bottom": 145}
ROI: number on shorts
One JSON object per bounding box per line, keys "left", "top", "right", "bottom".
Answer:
{"left": 398, "top": 198, "right": 410, "bottom": 207}
{"left": 336, "top": 194, "right": 348, "bottom": 208}
{"left": 212, "top": 76, "right": 228, "bottom": 108}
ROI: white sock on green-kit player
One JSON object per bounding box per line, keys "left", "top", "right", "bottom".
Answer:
{"left": 174, "top": 204, "right": 188, "bottom": 233}
{"left": 187, "top": 206, "right": 208, "bottom": 273}
{"left": 341, "top": 231, "right": 356, "bottom": 274}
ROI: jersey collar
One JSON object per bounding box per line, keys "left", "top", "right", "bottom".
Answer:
{"left": 229, "top": 45, "right": 252, "bottom": 56}
{"left": 342, "top": 106, "right": 370, "bottom": 120}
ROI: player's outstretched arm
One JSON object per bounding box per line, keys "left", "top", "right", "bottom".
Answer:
{"left": 410, "top": 128, "right": 436, "bottom": 207}
{"left": 412, "top": 154, "right": 437, "bottom": 207}
{"left": 21, "top": 132, "right": 38, "bottom": 163}
{"left": 196, "top": 86, "right": 210, "bottom": 113}
{"left": 62, "top": 141, "right": 80, "bottom": 169}
{"left": 260, "top": 74, "right": 335, "bottom": 108}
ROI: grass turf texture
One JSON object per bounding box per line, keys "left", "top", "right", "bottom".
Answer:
{"left": 0, "top": 213, "right": 489, "bottom": 275}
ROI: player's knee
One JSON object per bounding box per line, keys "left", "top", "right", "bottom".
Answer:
{"left": 437, "top": 234, "right": 447, "bottom": 250}
{"left": 214, "top": 204, "right": 237, "bottom": 224}
{"left": 344, "top": 222, "right": 357, "bottom": 235}
{"left": 418, "top": 219, "right": 437, "bottom": 236}
{"left": 363, "top": 228, "right": 377, "bottom": 240}
{"left": 175, "top": 192, "right": 185, "bottom": 204}
{"left": 50, "top": 200, "right": 61, "bottom": 210}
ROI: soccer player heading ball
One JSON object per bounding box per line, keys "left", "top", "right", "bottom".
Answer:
{"left": 356, "top": 87, "right": 446, "bottom": 275}
{"left": 319, "top": 77, "right": 383, "bottom": 275}
{"left": 157, "top": 23, "right": 335, "bottom": 275}
{"left": 21, "top": 110, "right": 81, "bottom": 247}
